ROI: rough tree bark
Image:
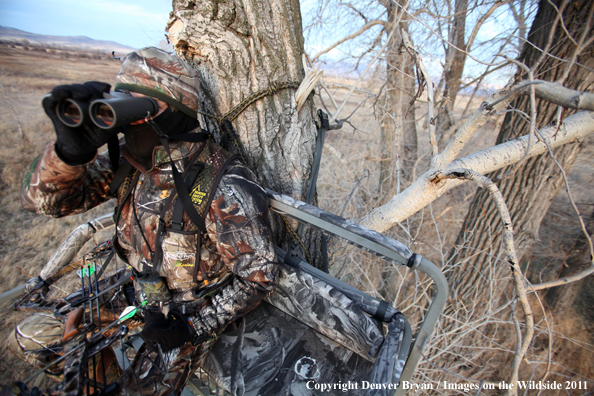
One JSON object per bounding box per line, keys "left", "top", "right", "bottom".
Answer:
{"left": 449, "top": 0, "right": 594, "bottom": 301}
{"left": 379, "top": 0, "right": 418, "bottom": 201}
{"left": 544, "top": 208, "right": 594, "bottom": 320}
{"left": 166, "top": 0, "right": 321, "bottom": 261}
{"left": 435, "top": 0, "right": 468, "bottom": 139}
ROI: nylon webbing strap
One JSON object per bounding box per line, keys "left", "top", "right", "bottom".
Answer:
{"left": 374, "top": 300, "right": 389, "bottom": 322}
{"left": 107, "top": 135, "right": 120, "bottom": 173}
{"left": 109, "top": 160, "right": 134, "bottom": 195}
{"left": 406, "top": 253, "right": 417, "bottom": 268}
{"left": 193, "top": 153, "right": 237, "bottom": 283}
{"left": 304, "top": 110, "right": 329, "bottom": 206}
{"left": 171, "top": 160, "right": 205, "bottom": 231}
{"left": 293, "top": 110, "right": 330, "bottom": 269}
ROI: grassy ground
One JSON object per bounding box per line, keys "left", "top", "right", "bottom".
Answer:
{"left": 0, "top": 44, "right": 121, "bottom": 383}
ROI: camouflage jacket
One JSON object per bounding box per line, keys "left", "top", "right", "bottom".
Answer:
{"left": 21, "top": 136, "right": 279, "bottom": 339}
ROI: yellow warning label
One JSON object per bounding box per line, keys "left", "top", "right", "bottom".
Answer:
{"left": 190, "top": 184, "right": 206, "bottom": 204}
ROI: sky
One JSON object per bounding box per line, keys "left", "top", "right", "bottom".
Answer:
{"left": 0, "top": 0, "right": 172, "bottom": 49}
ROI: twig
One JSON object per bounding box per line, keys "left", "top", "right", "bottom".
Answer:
{"left": 319, "top": 80, "right": 340, "bottom": 110}
{"left": 317, "top": 84, "right": 333, "bottom": 116}
{"left": 546, "top": 0, "right": 578, "bottom": 47}
{"left": 340, "top": 169, "right": 370, "bottom": 217}
{"left": 510, "top": 298, "right": 522, "bottom": 358}
{"left": 401, "top": 29, "right": 438, "bottom": 158}
{"left": 528, "top": 285, "right": 553, "bottom": 394}
{"left": 429, "top": 203, "right": 445, "bottom": 267}
{"left": 16, "top": 267, "right": 34, "bottom": 278}
{"left": 311, "top": 20, "right": 387, "bottom": 61}
{"left": 397, "top": 1, "right": 509, "bottom": 68}
{"left": 394, "top": 113, "right": 401, "bottom": 194}
{"left": 419, "top": 350, "right": 498, "bottom": 386}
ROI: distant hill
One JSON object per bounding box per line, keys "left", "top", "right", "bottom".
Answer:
{"left": 0, "top": 26, "right": 135, "bottom": 55}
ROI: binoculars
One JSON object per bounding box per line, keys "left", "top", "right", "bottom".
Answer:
{"left": 55, "top": 91, "right": 160, "bottom": 129}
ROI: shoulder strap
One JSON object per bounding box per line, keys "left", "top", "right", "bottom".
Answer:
{"left": 109, "top": 160, "right": 134, "bottom": 195}
{"left": 171, "top": 160, "right": 205, "bottom": 231}
{"left": 192, "top": 152, "right": 237, "bottom": 283}
{"left": 107, "top": 135, "right": 121, "bottom": 173}
{"left": 111, "top": 168, "right": 140, "bottom": 264}
{"left": 154, "top": 129, "right": 209, "bottom": 233}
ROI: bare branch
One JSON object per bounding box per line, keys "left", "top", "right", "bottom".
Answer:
{"left": 442, "top": 168, "right": 534, "bottom": 395}
{"left": 546, "top": 0, "right": 578, "bottom": 47}
{"left": 530, "top": 259, "right": 594, "bottom": 291}
{"left": 465, "top": 0, "right": 510, "bottom": 53}
{"left": 359, "top": 110, "right": 594, "bottom": 232}
{"left": 311, "top": 20, "right": 387, "bottom": 61}
{"left": 437, "top": 79, "right": 519, "bottom": 167}
{"left": 402, "top": 29, "right": 438, "bottom": 157}
{"left": 394, "top": 1, "right": 509, "bottom": 67}
{"left": 486, "top": 79, "right": 594, "bottom": 112}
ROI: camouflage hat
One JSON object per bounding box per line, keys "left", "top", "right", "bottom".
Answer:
{"left": 114, "top": 47, "right": 199, "bottom": 118}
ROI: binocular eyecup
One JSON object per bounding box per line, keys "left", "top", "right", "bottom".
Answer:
{"left": 55, "top": 91, "right": 160, "bottom": 130}
{"left": 56, "top": 98, "right": 88, "bottom": 128}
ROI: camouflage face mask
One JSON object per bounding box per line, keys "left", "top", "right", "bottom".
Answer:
{"left": 123, "top": 107, "right": 201, "bottom": 169}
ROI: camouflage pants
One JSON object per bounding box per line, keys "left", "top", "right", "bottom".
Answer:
{"left": 8, "top": 313, "right": 210, "bottom": 396}
{"left": 8, "top": 313, "right": 65, "bottom": 379}
{"left": 118, "top": 341, "right": 211, "bottom": 396}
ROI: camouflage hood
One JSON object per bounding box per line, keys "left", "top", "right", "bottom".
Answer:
{"left": 115, "top": 47, "right": 200, "bottom": 119}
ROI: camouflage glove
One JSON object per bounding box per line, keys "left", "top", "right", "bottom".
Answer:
{"left": 140, "top": 309, "right": 205, "bottom": 353}
{"left": 42, "top": 81, "right": 115, "bottom": 164}
{"left": 24, "top": 276, "right": 48, "bottom": 294}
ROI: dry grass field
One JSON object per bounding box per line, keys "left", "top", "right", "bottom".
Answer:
{"left": 0, "top": 44, "right": 121, "bottom": 383}
{"left": 0, "top": 43, "right": 592, "bottom": 391}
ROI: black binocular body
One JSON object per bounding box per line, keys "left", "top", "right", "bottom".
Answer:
{"left": 55, "top": 91, "right": 160, "bottom": 130}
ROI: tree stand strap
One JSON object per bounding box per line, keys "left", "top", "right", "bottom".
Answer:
{"left": 197, "top": 80, "right": 301, "bottom": 124}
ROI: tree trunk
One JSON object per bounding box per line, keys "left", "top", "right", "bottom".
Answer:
{"left": 435, "top": 0, "right": 468, "bottom": 140}
{"left": 544, "top": 208, "right": 594, "bottom": 321}
{"left": 401, "top": 53, "right": 418, "bottom": 181}
{"left": 379, "top": 0, "right": 418, "bottom": 202}
{"left": 167, "top": 0, "right": 321, "bottom": 261}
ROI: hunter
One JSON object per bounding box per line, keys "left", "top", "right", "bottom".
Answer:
{"left": 12, "top": 47, "right": 280, "bottom": 394}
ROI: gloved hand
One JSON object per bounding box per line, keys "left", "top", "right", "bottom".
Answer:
{"left": 42, "top": 81, "right": 115, "bottom": 164}
{"left": 24, "top": 276, "right": 48, "bottom": 294}
{"left": 140, "top": 309, "right": 205, "bottom": 353}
